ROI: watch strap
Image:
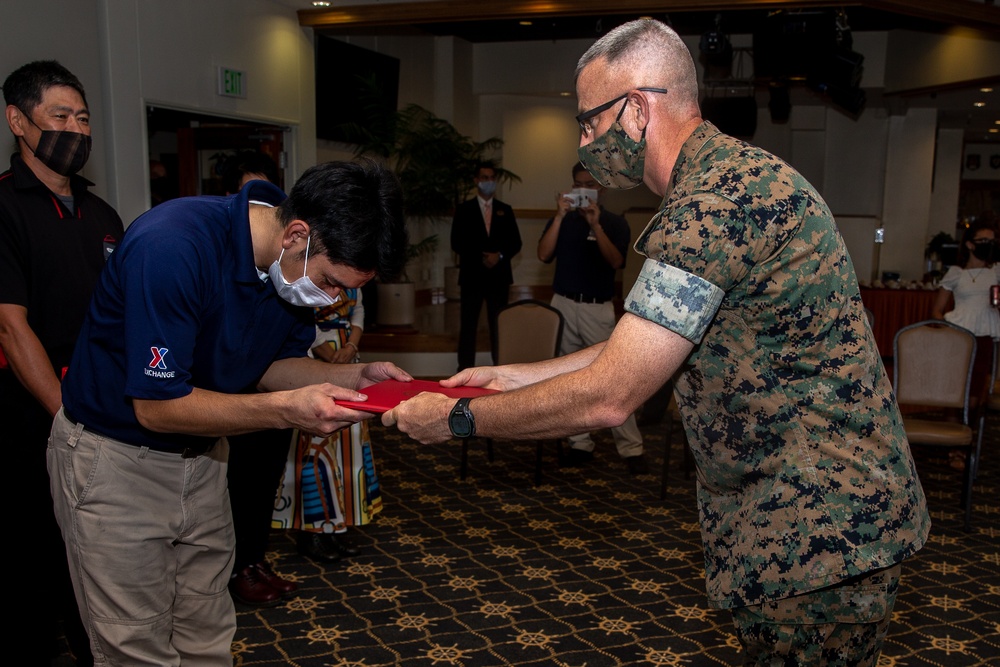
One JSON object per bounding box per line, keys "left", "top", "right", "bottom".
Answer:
{"left": 449, "top": 397, "right": 476, "bottom": 438}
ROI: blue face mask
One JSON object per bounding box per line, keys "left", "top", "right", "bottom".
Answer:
{"left": 267, "top": 235, "right": 337, "bottom": 308}
{"left": 477, "top": 180, "right": 497, "bottom": 196}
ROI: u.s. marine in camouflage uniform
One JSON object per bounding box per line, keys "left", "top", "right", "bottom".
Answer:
{"left": 386, "top": 18, "right": 930, "bottom": 665}
{"left": 626, "top": 119, "right": 929, "bottom": 662}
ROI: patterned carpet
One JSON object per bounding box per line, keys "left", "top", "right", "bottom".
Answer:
{"left": 230, "top": 417, "right": 1000, "bottom": 667}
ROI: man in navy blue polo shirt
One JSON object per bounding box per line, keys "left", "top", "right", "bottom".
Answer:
{"left": 47, "top": 160, "right": 409, "bottom": 665}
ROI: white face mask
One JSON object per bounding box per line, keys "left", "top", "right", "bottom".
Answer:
{"left": 267, "top": 235, "right": 337, "bottom": 308}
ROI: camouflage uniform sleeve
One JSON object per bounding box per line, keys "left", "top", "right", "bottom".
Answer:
{"left": 639, "top": 193, "right": 771, "bottom": 292}
{"left": 625, "top": 259, "right": 724, "bottom": 344}
{"left": 629, "top": 193, "right": 772, "bottom": 344}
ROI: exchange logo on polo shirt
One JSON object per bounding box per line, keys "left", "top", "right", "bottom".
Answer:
{"left": 145, "top": 346, "right": 175, "bottom": 378}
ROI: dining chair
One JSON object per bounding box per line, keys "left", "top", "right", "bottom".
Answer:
{"left": 460, "top": 299, "right": 564, "bottom": 484}
{"left": 893, "top": 319, "right": 980, "bottom": 530}
{"left": 864, "top": 306, "right": 875, "bottom": 330}
{"left": 976, "top": 340, "right": 999, "bottom": 482}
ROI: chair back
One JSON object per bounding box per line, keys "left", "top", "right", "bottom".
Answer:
{"left": 496, "top": 299, "right": 564, "bottom": 364}
{"left": 893, "top": 320, "right": 976, "bottom": 421}
{"left": 864, "top": 307, "right": 875, "bottom": 330}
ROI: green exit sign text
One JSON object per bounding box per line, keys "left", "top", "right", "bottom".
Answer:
{"left": 218, "top": 67, "right": 247, "bottom": 99}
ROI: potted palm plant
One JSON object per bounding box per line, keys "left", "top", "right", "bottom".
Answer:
{"left": 345, "top": 99, "right": 519, "bottom": 326}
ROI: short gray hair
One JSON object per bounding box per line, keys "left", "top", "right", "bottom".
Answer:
{"left": 576, "top": 19, "right": 699, "bottom": 115}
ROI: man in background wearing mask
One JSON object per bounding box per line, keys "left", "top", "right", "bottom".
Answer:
{"left": 387, "top": 19, "right": 928, "bottom": 664}
{"left": 538, "top": 161, "right": 646, "bottom": 475}
{"left": 0, "top": 60, "right": 123, "bottom": 667}
{"left": 48, "top": 159, "right": 410, "bottom": 664}
{"left": 451, "top": 161, "right": 521, "bottom": 370}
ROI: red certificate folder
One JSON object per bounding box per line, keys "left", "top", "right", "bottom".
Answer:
{"left": 337, "top": 379, "right": 499, "bottom": 413}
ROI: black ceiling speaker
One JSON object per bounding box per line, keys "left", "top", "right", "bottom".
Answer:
{"left": 809, "top": 47, "right": 866, "bottom": 116}
{"left": 752, "top": 11, "right": 837, "bottom": 81}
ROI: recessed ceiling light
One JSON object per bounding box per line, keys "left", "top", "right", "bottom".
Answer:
{"left": 990, "top": 128, "right": 998, "bottom": 133}
{"left": 559, "top": 92, "right": 571, "bottom": 97}
{"left": 981, "top": 87, "right": 994, "bottom": 93}
{"left": 974, "top": 102, "right": 986, "bottom": 108}
{"left": 519, "top": 21, "right": 533, "bottom": 26}
{"left": 312, "top": 1, "right": 330, "bottom": 6}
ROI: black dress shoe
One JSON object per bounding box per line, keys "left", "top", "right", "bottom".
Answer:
{"left": 296, "top": 531, "right": 342, "bottom": 564}
{"left": 323, "top": 532, "right": 361, "bottom": 558}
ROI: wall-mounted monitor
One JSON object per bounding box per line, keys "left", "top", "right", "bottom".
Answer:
{"left": 315, "top": 36, "right": 400, "bottom": 143}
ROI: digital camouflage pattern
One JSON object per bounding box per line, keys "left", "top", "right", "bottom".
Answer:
{"left": 629, "top": 259, "right": 723, "bottom": 343}
{"left": 732, "top": 564, "right": 901, "bottom": 666}
{"left": 577, "top": 119, "right": 647, "bottom": 189}
{"left": 622, "top": 121, "right": 930, "bottom": 609}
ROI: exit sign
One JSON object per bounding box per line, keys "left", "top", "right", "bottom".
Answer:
{"left": 218, "top": 67, "right": 247, "bottom": 99}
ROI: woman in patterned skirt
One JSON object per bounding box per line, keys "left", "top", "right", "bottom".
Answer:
{"left": 273, "top": 288, "right": 382, "bottom": 561}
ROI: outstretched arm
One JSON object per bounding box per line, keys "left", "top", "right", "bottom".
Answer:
{"left": 384, "top": 313, "right": 692, "bottom": 443}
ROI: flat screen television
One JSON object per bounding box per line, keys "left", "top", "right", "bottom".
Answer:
{"left": 315, "top": 36, "right": 400, "bottom": 143}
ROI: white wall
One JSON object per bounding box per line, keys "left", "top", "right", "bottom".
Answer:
{"left": 880, "top": 108, "right": 938, "bottom": 280}
{"left": 930, "top": 128, "right": 965, "bottom": 236}
{"left": 3, "top": 0, "right": 317, "bottom": 225}
{"left": 822, "top": 107, "right": 888, "bottom": 217}
{"left": 2, "top": 0, "right": 112, "bottom": 201}
{"left": 885, "top": 29, "right": 1000, "bottom": 93}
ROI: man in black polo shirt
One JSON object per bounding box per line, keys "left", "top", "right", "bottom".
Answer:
{"left": 537, "top": 161, "right": 646, "bottom": 474}
{"left": 0, "top": 60, "right": 123, "bottom": 666}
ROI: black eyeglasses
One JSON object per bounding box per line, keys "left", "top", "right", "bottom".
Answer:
{"left": 576, "top": 87, "right": 668, "bottom": 137}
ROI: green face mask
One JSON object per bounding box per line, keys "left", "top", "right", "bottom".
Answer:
{"left": 577, "top": 99, "right": 647, "bottom": 190}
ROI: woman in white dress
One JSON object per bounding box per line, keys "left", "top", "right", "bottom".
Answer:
{"left": 931, "top": 217, "right": 1000, "bottom": 469}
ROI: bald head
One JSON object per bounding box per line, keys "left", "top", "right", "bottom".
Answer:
{"left": 576, "top": 19, "right": 700, "bottom": 119}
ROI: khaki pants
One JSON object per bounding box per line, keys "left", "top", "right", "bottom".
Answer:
{"left": 552, "top": 293, "right": 644, "bottom": 457}
{"left": 731, "top": 564, "right": 901, "bottom": 666}
{"left": 48, "top": 409, "right": 236, "bottom": 666}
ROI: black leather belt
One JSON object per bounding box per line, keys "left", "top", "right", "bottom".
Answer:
{"left": 557, "top": 291, "right": 608, "bottom": 304}
{"left": 62, "top": 407, "right": 212, "bottom": 458}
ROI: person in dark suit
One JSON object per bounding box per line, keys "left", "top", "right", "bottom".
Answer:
{"left": 451, "top": 161, "right": 522, "bottom": 370}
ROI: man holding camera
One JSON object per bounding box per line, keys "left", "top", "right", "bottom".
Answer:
{"left": 538, "top": 161, "right": 645, "bottom": 474}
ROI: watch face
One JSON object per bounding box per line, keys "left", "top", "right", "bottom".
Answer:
{"left": 449, "top": 410, "right": 473, "bottom": 438}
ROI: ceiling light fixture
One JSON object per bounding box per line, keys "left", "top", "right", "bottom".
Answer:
{"left": 312, "top": 1, "right": 331, "bottom": 6}
{"left": 981, "top": 87, "right": 994, "bottom": 93}
{"left": 974, "top": 102, "right": 986, "bottom": 108}
{"left": 519, "top": 21, "right": 533, "bottom": 26}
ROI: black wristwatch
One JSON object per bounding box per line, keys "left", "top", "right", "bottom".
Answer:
{"left": 448, "top": 397, "right": 476, "bottom": 438}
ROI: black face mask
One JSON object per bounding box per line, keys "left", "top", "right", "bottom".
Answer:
{"left": 971, "top": 240, "right": 997, "bottom": 263}
{"left": 19, "top": 108, "right": 91, "bottom": 176}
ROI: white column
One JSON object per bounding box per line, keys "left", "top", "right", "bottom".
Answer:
{"left": 880, "top": 107, "right": 937, "bottom": 281}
